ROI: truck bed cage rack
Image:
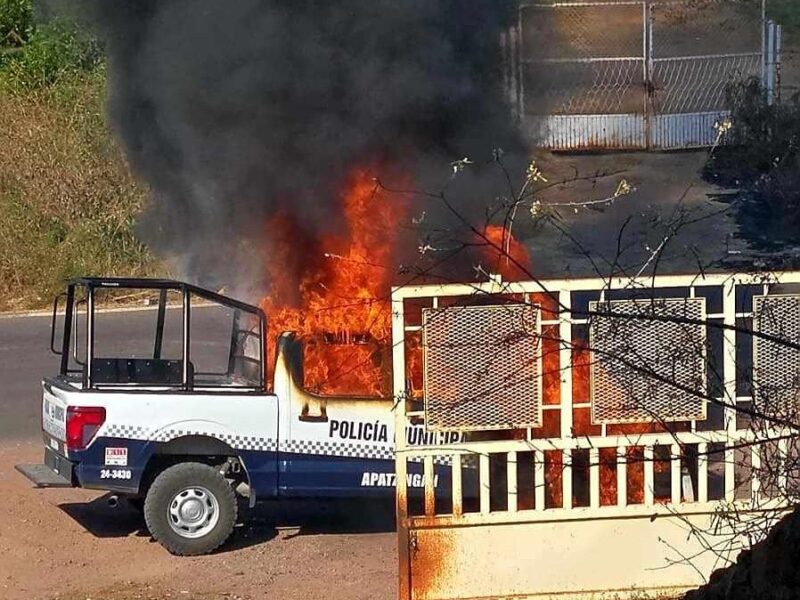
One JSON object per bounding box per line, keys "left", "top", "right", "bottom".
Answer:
{"left": 67, "top": 277, "right": 265, "bottom": 317}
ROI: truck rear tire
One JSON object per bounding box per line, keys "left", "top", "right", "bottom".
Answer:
{"left": 144, "top": 462, "right": 237, "bottom": 556}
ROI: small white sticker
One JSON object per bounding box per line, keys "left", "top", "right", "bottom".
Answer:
{"left": 50, "top": 438, "right": 59, "bottom": 451}
{"left": 104, "top": 447, "right": 128, "bottom": 466}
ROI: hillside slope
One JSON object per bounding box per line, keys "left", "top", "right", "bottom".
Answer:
{"left": 0, "top": 5, "right": 159, "bottom": 311}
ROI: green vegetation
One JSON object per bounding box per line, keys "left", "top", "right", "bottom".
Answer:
{"left": 0, "top": 0, "right": 32, "bottom": 47}
{"left": 704, "top": 79, "right": 800, "bottom": 250}
{"left": 768, "top": 0, "right": 800, "bottom": 29}
{"left": 0, "top": 1, "right": 158, "bottom": 311}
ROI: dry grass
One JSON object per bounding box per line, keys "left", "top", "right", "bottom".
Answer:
{"left": 0, "top": 65, "right": 161, "bottom": 311}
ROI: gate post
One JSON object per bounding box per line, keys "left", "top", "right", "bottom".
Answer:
{"left": 392, "top": 292, "right": 411, "bottom": 600}
{"left": 764, "top": 19, "right": 783, "bottom": 105}
{"left": 644, "top": 1, "right": 653, "bottom": 149}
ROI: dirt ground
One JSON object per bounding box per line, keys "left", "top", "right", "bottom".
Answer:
{"left": 0, "top": 441, "right": 396, "bottom": 600}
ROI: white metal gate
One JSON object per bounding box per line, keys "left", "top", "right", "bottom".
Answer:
{"left": 393, "top": 271, "right": 800, "bottom": 600}
{"left": 506, "top": 0, "right": 782, "bottom": 150}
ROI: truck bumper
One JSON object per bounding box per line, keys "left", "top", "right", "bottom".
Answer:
{"left": 15, "top": 447, "right": 75, "bottom": 488}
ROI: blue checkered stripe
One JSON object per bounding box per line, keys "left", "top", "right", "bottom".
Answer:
{"left": 407, "top": 455, "right": 454, "bottom": 466}
{"left": 101, "top": 425, "right": 275, "bottom": 451}
{"left": 283, "top": 439, "right": 394, "bottom": 461}
{"left": 103, "top": 424, "right": 150, "bottom": 441}
{"left": 151, "top": 429, "right": 277, "bottom": 452}
{"left": 101, "top": 425, "right": 455, "bottom": 465}
{"left": 100, "top": 425, "right": 394, "bottom": 459}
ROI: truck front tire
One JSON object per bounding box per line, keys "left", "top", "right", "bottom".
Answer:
{"left": 144, "top": 462, "right": 237, "bottom": 556}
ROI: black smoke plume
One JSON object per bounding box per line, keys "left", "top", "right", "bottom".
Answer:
{"left": 90, "top": 0, "right": 526, "bottom": 296}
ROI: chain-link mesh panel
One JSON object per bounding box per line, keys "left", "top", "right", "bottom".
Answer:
{"left": 651, "top": 1, "right": 763, "bottom": 59}
{"left": 422, "top": 304, "right": 541, "bottom": 432}
{"left": 590, "top": 298, "right": 707, "bottom": 424}
{"left": 520, "top": 4, "right": 644, "bottom": 61}
{"left": 649, "top": 0, "right": 762, "bottom": 114}
{"left": 520, "top": 3, "right": 645, "bottom": 117}
{"left": 753, "top": 295, "right": 800, "bottom": 423}
{"left": 524, "top": 59, "right": 645, "bottom": 115}
{"left": 651, "top": 54, "right": 762, "bottom": 113}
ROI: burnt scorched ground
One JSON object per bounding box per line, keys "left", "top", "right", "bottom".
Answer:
{"left": 518, "top": 147, "right": 800, "bottom": 279}
{"left": 0, "top": 441, "right": 396, "bottom": 600}
{"left": 518, "top": 150, "right": 748, "bottom": 278}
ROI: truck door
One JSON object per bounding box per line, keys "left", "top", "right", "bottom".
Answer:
{"left": 271, "top": 335, "right": 396, "bottom": 496}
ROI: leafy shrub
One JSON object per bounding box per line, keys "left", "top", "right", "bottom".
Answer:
{"left": 0, "top": 0, "right": 33, "bottom": 48}
{"left": 0, "top": 18, "right": 101, "bottom": 91}
{"left": 704, "top": 79, "right": 800, "bottom": 187}
{"left": 704, "top": 78, "right": 800, "bottom": 248}
{"left": 768, "top": 0, "right": 800, "bottom": 29}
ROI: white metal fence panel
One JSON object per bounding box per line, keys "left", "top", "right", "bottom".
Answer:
{"left": 393, "top": 271, "right": 800, "bottom": 600}
{"left": 523, "top": 113, "right": 647, "bottom": 150}
{"left": 422, "top": 304, "right": 542, "bottom": 432}
{"left": 753, "top": 294, "right": 800, "bottom": 421}
{"left": 590, "top": 298, "right": 707, "bottom": 424}
{"left": 649, "top": 111, "right": 727, "bottom": 149}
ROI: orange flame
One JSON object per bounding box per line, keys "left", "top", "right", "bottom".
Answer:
{"left": 261, "top": 168, "right": 402, "bottom": 396}
{"left": 479, "top": 225, "right": 531, "bottom": 281}
{"left": 261, "top": 168, "right": 533, "bottom": 398}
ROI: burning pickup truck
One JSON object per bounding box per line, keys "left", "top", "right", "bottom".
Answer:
{"left": 16, "top": 276, "right": 457, "bottom": 555}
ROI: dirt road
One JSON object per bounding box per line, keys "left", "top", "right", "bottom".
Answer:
{"left": 0, "top": 441, "right": 396, "bottom": 600}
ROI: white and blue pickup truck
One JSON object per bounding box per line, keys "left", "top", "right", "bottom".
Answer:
{"left": 16, "top": 277, "right": 457, "bottom": 555}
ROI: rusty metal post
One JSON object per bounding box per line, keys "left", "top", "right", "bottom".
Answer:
{"left": 392, "top": 291, "right": 411, "bottom": 600}
{"left": 559, "top": 291, "right": 573, "bottom": 508}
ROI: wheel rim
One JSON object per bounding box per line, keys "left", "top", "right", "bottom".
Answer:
{"left": 167, "top": 486, "right": 220, "bottom": 539}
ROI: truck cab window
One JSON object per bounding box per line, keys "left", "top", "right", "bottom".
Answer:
{"left": 189, "top": 294, "right": 263, "bottom": 389}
